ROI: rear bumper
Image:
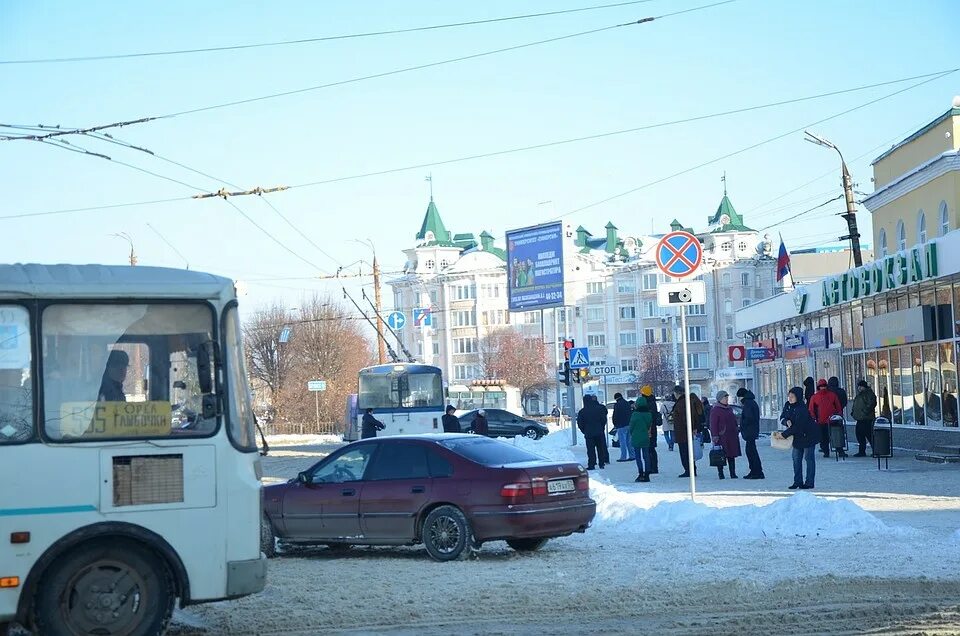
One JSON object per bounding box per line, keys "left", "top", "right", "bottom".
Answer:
{"left": 470, "top": 499, "right": 596, "bottom": 541}
{"left": 226, "top": 556, "right": 267, "bottom": 598}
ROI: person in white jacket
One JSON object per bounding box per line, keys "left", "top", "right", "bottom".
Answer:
{"left": 659, "top": 396, "right": 676, "bottom": 451}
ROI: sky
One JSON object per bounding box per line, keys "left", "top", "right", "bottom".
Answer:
{"left": 1, "top": 0, "right": 957, "bottom": 323}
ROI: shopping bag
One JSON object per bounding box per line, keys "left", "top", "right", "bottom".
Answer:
{"left": 692, "top": 433, "right": 704, "bottom": 461}
{"left": 770, "top": 431, "right": 792, "bottom": 450}
{"left": 709, "top": 445, "right": 726, "bottom": 467}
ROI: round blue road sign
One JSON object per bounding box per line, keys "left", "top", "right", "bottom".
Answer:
{"left": 387, "top": 311, "right": 406, "bottom": 330}
{"left": 655, "top": 231, "right": 703, "bottom": 278}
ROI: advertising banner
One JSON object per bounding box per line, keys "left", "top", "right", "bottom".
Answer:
{"left": 506, "top": 222, "right": 565, "bottom": 311}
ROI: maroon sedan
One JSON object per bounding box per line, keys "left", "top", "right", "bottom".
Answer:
{"left": 261, "top": 434, "right": 596, "bottom": 561}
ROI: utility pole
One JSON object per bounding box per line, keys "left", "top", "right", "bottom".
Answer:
{"left": 804, "top": 131, "right": 863, "bottom": 267}
{"left": 373, "top": 255, "right": 386, "bottom": 365}
{"left": 111, "top": 232, "right": 137, "bottom": 266}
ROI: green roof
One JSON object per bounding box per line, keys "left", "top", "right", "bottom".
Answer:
{"left": 708, "top": 195, "right": 753, "bottom": 232}
{"left": 416, "top": 198, "right": 451, "bottom": 243}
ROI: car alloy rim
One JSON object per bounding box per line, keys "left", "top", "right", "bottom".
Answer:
{"left": 524, "top": 428, "right": 538, "bottom": 438}
{"left": 429, "top": 515, "right": 461, "bottom": 554}
{"left": 62, "top": 558, "right": 147, "bottom": 635}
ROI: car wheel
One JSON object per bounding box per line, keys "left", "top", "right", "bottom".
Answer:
{"left": 465, "top": 427, "right": 475, "bottom": 435}
{"left": 422, "top": 505, "right": 473, "bottom": 562}
{"left": 506, "top": 537, "right": 549, "bottom": 552}
{"left": 33, "top": 539, "right": 173, "bottom": 636}
{"left": 522, "top": 426, "right": 540, "bottom": 439}
{"left": 261, "top": 514, "right": 277, "bottom": 558}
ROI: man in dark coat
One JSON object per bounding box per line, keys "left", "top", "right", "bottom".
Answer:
{"left": 442, "top": 405, "right": 461, "bottom": 433}
{"left": 641, "top": 386, "right": 659, "bottom": 474}
{"left": 577, "top": 395, "right": 609, "bottom": 469}
{"left": 736, "top": 387, "right": 764, "bottom": 479}
{"left": 361, "top": 408, "right": 385, "bottom": 439}
{"left": 98, "top": 349, "right": 129, "bottom": 402}
{"left": 472, "top": 409, "right": 489, "bottom": 436}
{"left": 850, "top": 380, "right": 877, "bottom": 456}
{"left": 612, "top": 392, "right": 634, "bottom": 462}
{"left": 671, "top": 386, "right": 701, "bottom": 478}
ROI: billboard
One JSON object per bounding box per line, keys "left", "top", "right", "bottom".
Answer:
{"left": 506, "top": 222, "right": 565, "bottom": 311}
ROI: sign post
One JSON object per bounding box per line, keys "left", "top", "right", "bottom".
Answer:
{"left": 568, "top": 346, "right": 589, "bottom": 446}
{"left": 655, "top": 231, "right": 703, "bottom": 502}
{"left": 307, "top": 380, "right": 327, "bottom": 432}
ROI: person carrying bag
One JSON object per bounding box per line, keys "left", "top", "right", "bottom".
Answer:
{"left": 709, "top": 390, "right": 741, "bottom": 479}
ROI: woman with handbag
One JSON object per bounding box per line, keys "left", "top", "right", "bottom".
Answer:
{"left": 776, "top": 387, "right": 819, "bottom": 490}
{"left": 709, "top": 391, "right": 741, "bottom": 479}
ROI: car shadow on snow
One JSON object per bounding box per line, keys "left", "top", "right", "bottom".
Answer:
{"left": 276, "top": 542, "right": 563, "bottom": 562}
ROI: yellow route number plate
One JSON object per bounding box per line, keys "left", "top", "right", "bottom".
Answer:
{"left": 60, "top": 401, "right": 173, "bottom": 438}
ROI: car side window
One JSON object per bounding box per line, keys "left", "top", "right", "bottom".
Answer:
{"left": 365, "top": 442, "right": 430, "bottom": 481}
{"left": 426, "top": 449, "right": 453, "bottom": 478}
{"left": 311, "top": 446, "right": 373, "bottom": 484}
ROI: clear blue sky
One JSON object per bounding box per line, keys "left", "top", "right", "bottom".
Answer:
{"left": 1, "top": 0, "right": 956, "bottom": 316}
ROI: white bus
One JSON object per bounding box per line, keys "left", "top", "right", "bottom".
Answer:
{"left": 345, "top": 363, "right": 445, "bottom": 440}
{"left": 0, "top": 264, "right": 265, "bottom": 636}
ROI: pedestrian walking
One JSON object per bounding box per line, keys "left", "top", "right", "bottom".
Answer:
{"left": 808, "top": 378, "right": 842, "bottom": 457}
{"left": 736, "top": 387, "right": 764, "bottom": 479}
{"left": 577, "top": 395, "right": 609, "bottom": 470}
{"left": 777, "top": 387, "right": 819, "bottom": 489}
{"left": 671, "top": 386, "right": 700, "bottom": 478}
{"left": 630, "top": 398, "right": 653, "bottom": 482}
{"left": 641, "top": 386, "right": 660, "bottom": 474}
{"left": 551, "top": 405, "right": 561, "bottom": 425}
{"left": 612, "top": 392, "right": 635, "bottom": 462}
{"left": 701, "top": 396, "right": 713, "bottom": 442}
{"left": 472, "top": 409, "right": 489, "bottom": 436}
{"left": 442, "top": 405, "right": 460, "bottom": 433}
{"left": 709, "top": 391, "right": 741, "bottom": 479}
{"left": 851, "top": 380, "right": 878, "bottom": 456}
{"left": 361, "top": 408, "right": 385, "bottom": 439}
{"left": 803, "top": 377, "right": 816, "bottom": 406}
{"left": 660, "top": 394, "right": 675, "bottom": 451}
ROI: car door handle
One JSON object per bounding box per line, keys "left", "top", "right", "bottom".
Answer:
{"left": 341, "top": 488, "right": 356, "bottom": 496}
{"left": 411, "top": 486, "right": 425, "bottom": 494}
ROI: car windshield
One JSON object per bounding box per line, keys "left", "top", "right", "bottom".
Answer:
{"left": 440, "top": 436, "right": 546, "bottom": 465}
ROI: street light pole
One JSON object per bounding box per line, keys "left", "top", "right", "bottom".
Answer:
{"left": 804, "top": 131, "right": 863, "bottom": 267}
{"left": 110, "top": 232, "right": 137, "bottom": 266}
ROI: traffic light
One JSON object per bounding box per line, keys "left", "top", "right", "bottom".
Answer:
{"left": 558, "top": 361, "right": 571, "bottom": 386}
{"left": 562, "top": 339, "right": 575, "bottom": 361}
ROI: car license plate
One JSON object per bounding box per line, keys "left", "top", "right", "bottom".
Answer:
{"left": 547, "top": 478, "right": 575, "bottom": 493}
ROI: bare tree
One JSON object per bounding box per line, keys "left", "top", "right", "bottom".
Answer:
{"left": 479, "top": 329, "right": 551, "bottom": 413}
{"left": 635, "top": 343, "right": 678, "bottom": 397}
{"left": 244, "top": 295, "right": 374, "bottom": 430}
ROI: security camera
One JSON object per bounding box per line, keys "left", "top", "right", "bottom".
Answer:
{"left": 668, "top": 288, "right": 693, "bottom": 303}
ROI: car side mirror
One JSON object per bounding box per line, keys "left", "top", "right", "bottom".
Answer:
{"left": 297, "top": 471, "right": 308, "bottom": 484}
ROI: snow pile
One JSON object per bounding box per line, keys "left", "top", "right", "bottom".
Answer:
{"left": 591, "top": 490, "right": 890, "bottom": 539}
{"left": 511, "top": 429, "right": 580, "bottom": 463}
{"left": 265, "top": 433, "right": 343, "bottom": 447}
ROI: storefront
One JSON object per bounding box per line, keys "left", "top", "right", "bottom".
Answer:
{"left": 737, "top": 236, "right": 960, "bottom": 448}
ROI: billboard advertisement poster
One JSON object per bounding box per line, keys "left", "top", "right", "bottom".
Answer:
{"left": 506, "top": 222, "right": 565, "bottom": 311}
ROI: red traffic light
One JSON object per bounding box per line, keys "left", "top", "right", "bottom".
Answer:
{"left": 562, "top": 339, "right": 575, "bottom": 360}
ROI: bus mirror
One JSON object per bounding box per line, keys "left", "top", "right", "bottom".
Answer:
{"left": 197, "top": 343, "right": 213, "bottom": 394}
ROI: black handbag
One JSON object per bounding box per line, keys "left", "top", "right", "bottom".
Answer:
{"left": 700, "top": 427, "right": 712, "bottom": 444}
{"left": 709, "top": 446, "right": 726, "bottom": 467}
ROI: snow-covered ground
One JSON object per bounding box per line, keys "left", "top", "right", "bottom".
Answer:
{"left": 167, "top": 429, "right": 960, "bottom": 635}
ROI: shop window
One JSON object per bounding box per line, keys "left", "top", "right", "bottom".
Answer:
{"left": 917, "top": 210, "right": 927, "bottom": 244}
{"left": 940, "top": 201, "right": 950, "bottom": 237}
{"left": 944, "top": 343, "right": 959, "bottom": 427}
{"left": 919, "top": 343, "right": 939, "bottom": 426}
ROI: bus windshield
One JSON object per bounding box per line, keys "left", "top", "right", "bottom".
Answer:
{"left": 41, "top": 303, "right": 217, "bottom": 441}
{"left": 359, "top": 368, "right": 443, "bottom": 410}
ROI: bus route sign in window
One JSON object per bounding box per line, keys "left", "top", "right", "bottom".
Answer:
{"left": 42, "top": 303, "right": 217, "bottom": 441}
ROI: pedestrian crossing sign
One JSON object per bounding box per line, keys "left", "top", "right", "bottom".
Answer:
{"left": 569, "top": 347, "right": 590, "bottom": 369}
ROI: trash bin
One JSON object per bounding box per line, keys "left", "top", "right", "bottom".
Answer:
{"left": 828, "top": 414, "right": 847, "bottom": 459}
{"left": 872, "top": 417, "right": 893, "bottom": 469}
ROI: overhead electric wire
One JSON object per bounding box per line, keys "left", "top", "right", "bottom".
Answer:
{"left": 552, "top": 67, "right": 958, "bottom": 220}
{"left": 757, "top": 196, "right": 844, "bottom": 231}
{"left": 0, "top": 0, "right": 664, "bottom": 65}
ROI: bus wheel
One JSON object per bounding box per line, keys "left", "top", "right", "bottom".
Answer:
{"left": 34, "top": 539, "right": 173, "bottom": 636}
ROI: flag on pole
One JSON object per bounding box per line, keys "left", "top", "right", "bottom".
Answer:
{"left": 776, "top": 235, "right": 791, "bottom": 282}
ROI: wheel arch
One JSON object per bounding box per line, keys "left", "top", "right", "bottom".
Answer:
{"left": 415, "top": 501, "right": 466, "bottom": 542}
{"left": 18, "top": 521, "right": 190, "bottom": 625}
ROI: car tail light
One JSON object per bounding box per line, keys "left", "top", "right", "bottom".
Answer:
{"left": 500, "top": 481, "right": 533, "bottom": 503}
{"left": 531, "top": 478, "right": 547, "bottom": 497}
{"left": 576, "top": 475, "right": 589, "bottom": 491}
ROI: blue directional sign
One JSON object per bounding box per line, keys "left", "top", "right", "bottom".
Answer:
{"left": 746, "top": 347, "right": 776, "bottom": 361}
{"left": 386, "top": 311, "right": 406, "bottom": 330}
{"left": 569, "top": 347, "right": 590, "bottom": 369}
{"left": 413, "top": 307, "right": 433, "bottom": 328}
{"left": 655, "top": 231, "right": 703, "bottom": 278}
